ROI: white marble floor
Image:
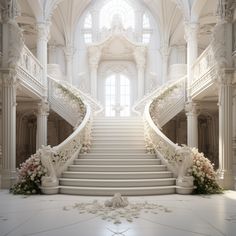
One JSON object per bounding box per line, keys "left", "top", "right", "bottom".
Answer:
{"left": 0, "top": 190, "right": 236, "bottom": 236}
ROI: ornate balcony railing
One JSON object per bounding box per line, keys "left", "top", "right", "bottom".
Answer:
{"left": 191, "top": 43, "right": 217, "bottom": 97}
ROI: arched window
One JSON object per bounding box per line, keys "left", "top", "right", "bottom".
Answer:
{"left": 142, "top": 13, "right": 152, "bottom": 44}
{"left": 83, "top": 13, "right": 92, "bottom": 44}
{"left": 99, "top": 0, "right": 135, "bottom": 29}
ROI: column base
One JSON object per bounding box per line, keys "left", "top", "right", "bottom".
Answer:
{"left": 0, "top": 169, "right": 17, "bottom": 189}
{"left": 218, "top": 170, "right": 235, "bottom": 190}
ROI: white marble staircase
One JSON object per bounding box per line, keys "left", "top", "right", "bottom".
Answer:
{"left": 59, "top": 117, "right": 176, "bottom": 195}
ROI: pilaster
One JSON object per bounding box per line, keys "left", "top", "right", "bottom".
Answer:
{"left": 1, "top": 70, "right": 17, "bottom": 188}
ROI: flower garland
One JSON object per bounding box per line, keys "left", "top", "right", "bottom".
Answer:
{"left": 10, "top": 153, "right": 47, "bottom": 194}
{"left": 188, "top": 148, "right": 222, "bottom": 194}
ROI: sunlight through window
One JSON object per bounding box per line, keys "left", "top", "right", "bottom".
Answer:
{"left": 99, "top": 0, "right": 135, "bottom": 29}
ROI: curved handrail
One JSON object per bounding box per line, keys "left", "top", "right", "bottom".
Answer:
{"left": 142, "top": 77, "right": 194, "bottom": 191}
{"left": 39, "top": 78, "right": 95, "bottom": 193}
{"left": 49, "top": 76, "right": 103, "bottom": 115}
{"left": 133, "top": 76, "right": 186, "bottom": 116}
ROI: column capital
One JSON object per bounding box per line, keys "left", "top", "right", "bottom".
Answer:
{"left": 134, "top": 46, "right": 146, "bottom": 69}
{"left": 64, "top": 44, "right": 76, "bottom": 60}
{"left": 185, "top": 102, "right": 199, "bottom": 115}
{"left": 1, "top": 0, "right": 19, "bottom": 23}
{"left": 184, "top": 21, "right": 199, "bottom": 42}
{"left": 216, "top": 0, "right": 235, "bottom": 24}
{"left": 36, "top": 21, "right": 51, "bottom": 42}
{"left": 1, "top": 71, "right": 18, "bottom": 88}
{"left": 88, "top": 46, "right": 101, "bottom": 68}
{"left": 37, "top": 101, "right": 50, "bottom": 116}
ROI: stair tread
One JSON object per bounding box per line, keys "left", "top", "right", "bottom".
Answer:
{"left": 69, "top": 164, "right": 166, "bottom": 167}
{"left": 63, "top": 171, "right": 172, "bottom": 174}
{"left": 59, "top": 178, "right": 176, "bottom": 182}
{"left": 59, "top": 186, "right": 176, "bottom": 190}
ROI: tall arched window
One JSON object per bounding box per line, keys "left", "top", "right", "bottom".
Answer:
{"left": 99, "top": 0, "right": 135, "bottom": 29}
{"left": 142, "top": 13, "right": 152, "bottom": 44}
{"left": 83, "top": 13, "right": 92, "bottom": 44}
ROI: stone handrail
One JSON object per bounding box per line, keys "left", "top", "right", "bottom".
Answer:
{"left": 142, "top": 77, "right": 194, "bottom": 194}
{"left": 40, "top": 78, "right": 94, "bottom": 194}
{"left": 19, "top": 45, "right": 43, "bottom": 85}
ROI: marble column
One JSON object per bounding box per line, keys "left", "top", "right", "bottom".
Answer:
{"left": 88, "top": 46, "right": 101, "bottom": 98}
{"left": 36, "top": 102, "right": 49, "bottom": 150}
{"left": 160, "top": 43, "right": 170, "bottom": 84}
{"left": 233, "top": 90, "right": 236, "bottom": 179}
{"left": 89, "top": 64, "right": 98, "bottom": 98}
{"left": 36, "top": 22, "right": 50, "bottom": 93}
{"left": 185, "top": 102, "right": 199, "bottom": 148}
{"left": 137, "top": 64, "right": 145, "bottom": 98}
{"left": 134, "top": 47, "right": 146, "bottom": 99}
{"left": 184, "top": 22, "right": 199, "bottom": 100}
{"left": 218, "top": 73, "right": 234, "bottom": 189}
{"left": 64, "top": 44, "right": 74, "bottom": 84}
{"left": 1, "top": 71, "right": 17, "bottom": 188}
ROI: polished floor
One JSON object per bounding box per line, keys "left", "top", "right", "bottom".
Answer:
{"left": 0, "top": 190, "right": 236, "bottom": 236}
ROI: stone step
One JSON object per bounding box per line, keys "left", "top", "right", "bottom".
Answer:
{"left": 74, "top": 158, "right": 161, "bottom": 165}
{"left": 59, "top": 185, "right": 176, "bottom": 196}
{"left": 91, "top": 139, "right": 145, "bottom": 145}
{"left": 59, "top": 178, "right": 176, "bottom": 187}
{"left": 91, "top": 143, "right": 146, "bottom": 148}
{"left": 79, "top": 153, "right": 156, "bottom": 159}
{"left": 68, "top": 164, "right": 167, "bottom": 172}
{"left": 89, "top": 148, "right": 147, "bottom": 154}
{"left": 62, "top": 171, "right": 173, "bottom": 179}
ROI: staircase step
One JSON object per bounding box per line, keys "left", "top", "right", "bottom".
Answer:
{"left": 91, "top": 136, "right": 145, "bottom": 141}
{"left": 91, "top": 139, "right": 145, "bottom": 145}
{"left": 89, "top": 148, "right": 147, "bottom": 154}
{"left": 68, "top": 165, "right": 167, "bottom": 172}
{"left": 62, "top": 171, "right": 173, "bottom": 179}
{"left": 74, "top": 158, "right": 161, "bottom": 165}
{"left": 91, "top": 143, "right": 146, "bottom": 148}
{"left": 92, "top": 130, "right": 144, "bottom": 135}
{"left": 59, "top": 185, "right": 176, "bottom": 196}
{"left": 79, "top": 153, "right": 156, "bottom": 159}
{"left": 59, "top": 178, "right": 176, "bottom": 187}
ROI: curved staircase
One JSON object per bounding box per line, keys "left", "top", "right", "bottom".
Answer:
{"left": 59, "top": 117, "right": 176, "bottom": 195}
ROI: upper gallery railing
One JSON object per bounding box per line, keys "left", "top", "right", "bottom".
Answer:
{"left": 18, "top": 45, "right": 43, "bottom": 84}
{"left": 191, "top": 43, "right": 217, "bottom": 97}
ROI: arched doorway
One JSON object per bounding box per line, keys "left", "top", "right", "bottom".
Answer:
{"left": 105, "top": 73, "right": 130, "bottom": 117}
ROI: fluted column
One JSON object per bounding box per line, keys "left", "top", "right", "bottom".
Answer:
{"left": 36, "top": 22, "right": 50, "bottom": 92}
{"left": 36, "top": 102, "right": 49, "bottom": 149}
{"left": 1, "top": 71, "right": 17, "bottom": 188}
{"left": 184, "top": 22, "right": 199, "bottom": 100}
{"left": 185, "top": 102, "right": 199, "bottom": 148}
{"left": 218, "top": 73, "right": 234, "bottom": 189}
{"left": 64, "top": 44, "right": 75, "bottom": 84}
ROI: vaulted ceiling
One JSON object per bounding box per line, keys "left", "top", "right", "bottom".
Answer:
{"left": 16, "top": 0, "right": 218, "bottom": 50}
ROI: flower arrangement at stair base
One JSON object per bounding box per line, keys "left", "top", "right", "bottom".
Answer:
{"left": 187, "top": 148, "right": 223, "bottom": 194}
{"left": 10, "top": 151, "right": 47, "bottom": 194}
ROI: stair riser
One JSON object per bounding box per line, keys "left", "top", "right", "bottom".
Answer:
{"left": 92, "top": 131, "right": 144, "bottom": 136}
{"left": 91, "top": 140, "right": 145, "bottom": 145}
{"left": 59, "top": 179, "right": 176, "bottom": 187}
{"left": 62, "top": 172, "right": 173, "bottom": 179}
{"left": 59, "top": 187, "right": 176, "bottom": 196}
{"left": 68, "top": 166, "right": 167, "bottom": 172}
{"left": 74, "top": 159, "right": 161, "bottom": 165}
{"left": 79, "top": 154, "right": 156, "bottom": 159}
{"left": 91, "top": 137, "right": 145, "bottom": 141}
{"left": 91, "top": 143, "right": 146, "bottom": 148}
{"left": 89, "top": 149, "right": 147, "bottom": 154}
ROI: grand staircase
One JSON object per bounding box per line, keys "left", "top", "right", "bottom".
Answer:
{"left": 59, "top": 116, "right": 176, "bottom": 195}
